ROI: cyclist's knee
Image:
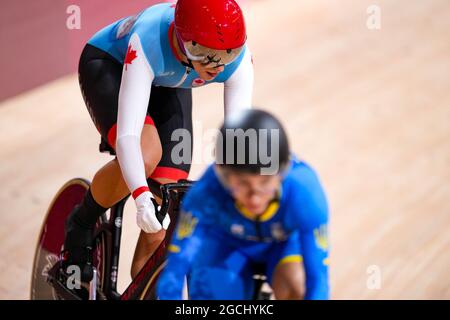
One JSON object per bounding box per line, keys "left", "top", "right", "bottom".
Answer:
{"left": 130, "top": 229, "right": 166, "bottom": 279}
{"left": 149, "top": 228, "right": 166, "bottom": 242}
{"left": 274, "top": 283, "right": 304, "bottom": 300}
{"left": 272, "top": 263, "right": 305, "bottom": 300}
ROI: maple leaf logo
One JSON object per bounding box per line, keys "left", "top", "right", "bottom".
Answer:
{"left": 124, "top": 44, "right": 137, "bottom": 71}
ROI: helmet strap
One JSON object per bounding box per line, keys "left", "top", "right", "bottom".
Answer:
{"left": 174, "top": 29, "right": 187, "bottom": 56}
{"left": 174, "top": 30, "right": 195, "bottom": 70}
{"left": 174, "top": 28, "right": 195, "bottom": 69}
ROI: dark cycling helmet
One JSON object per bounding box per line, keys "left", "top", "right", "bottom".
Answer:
{"left": 215, "top": 109, "right": 290, "bottom": 175}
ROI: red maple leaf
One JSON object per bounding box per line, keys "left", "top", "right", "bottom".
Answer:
{"left": 124, "top": 44, "right": 137, "bottom": 71}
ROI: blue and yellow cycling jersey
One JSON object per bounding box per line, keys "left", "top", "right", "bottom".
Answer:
{"left": 157, "top": 156, "right": 330, "bottom": 299}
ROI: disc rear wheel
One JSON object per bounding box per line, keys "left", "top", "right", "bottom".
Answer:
{"left": 30, "top": 178, "right": 107, "bottom": 299}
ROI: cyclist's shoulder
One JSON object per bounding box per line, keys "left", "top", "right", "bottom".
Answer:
{"left": 133, "top": 3, "right": 173, "bottom": 33}
{"left": 132, "top": 3, "right": 173, "bottom": 48}
{"left": 129, "top": 3, "right": 174, "bottom": 69}
{"left": 282, "top": 155, "right": 329, "bottom": 228}
{"left": 284, "top": 155, "right": 323, "bottom": 189}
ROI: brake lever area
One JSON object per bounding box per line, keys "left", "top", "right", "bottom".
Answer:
{"left": 151, "top": 180, "right": 195, "bottom": 224}
{"left": 150, "top": 197, "right": 165, "bottom": 224}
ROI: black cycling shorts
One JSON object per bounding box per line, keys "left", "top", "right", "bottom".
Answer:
{"left": 78, "top": 44, "right": 193, "bottom": 181}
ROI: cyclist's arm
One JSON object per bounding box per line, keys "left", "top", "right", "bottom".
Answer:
{"left": 116, "top": 33, "right": 155, "bottom": 197}
{"left": 299, "top": 222, "right": 329, "bottom": 300}
{"left": 291, "top": 167, "right": 330, "bottom": 299}
{"left": 156, "top": 210, "right": 206, "bottom": 300}
{"left": 223, "top": 48, "right": 254, "bottom": 116}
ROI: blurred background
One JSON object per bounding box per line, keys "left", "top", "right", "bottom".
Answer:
{"left": 0, "top": 0, "right": 449, "bottom": 299}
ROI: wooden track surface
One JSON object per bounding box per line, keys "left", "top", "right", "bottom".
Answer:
{"left": 0, "top": 0, "right": 449, "bottom": 299}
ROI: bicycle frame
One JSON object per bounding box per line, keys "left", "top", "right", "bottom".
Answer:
{"left": 45, "top": 178, "right": 193, "bottom": 300}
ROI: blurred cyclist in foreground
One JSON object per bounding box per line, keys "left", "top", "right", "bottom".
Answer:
{"left": 157, "top": 109, "right": 330, "bottom": 300}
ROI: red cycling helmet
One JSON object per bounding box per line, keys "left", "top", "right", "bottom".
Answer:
{"left": 174, "top": 0, "right": 247, "bottom": 67}
{"left": 175, "top": 0, "right": 246, "bottom": 50}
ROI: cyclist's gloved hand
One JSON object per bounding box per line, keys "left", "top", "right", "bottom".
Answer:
{"left": 161, "top": 210, "right": 170, "bottom": 230}
{"left": 135, "top": 191, "right": 164, "bottom": 233}
{"left": 150, "top": 197, "right": 171, "bottom": 230}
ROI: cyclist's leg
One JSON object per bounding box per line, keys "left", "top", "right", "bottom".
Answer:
{"left": 64, "top": 45, "right": 163, "bottom": 281}
{"left": 90, "top": 123, "right": 162, "bottom": 208}
{"left": 131, "top": 86, "right": 193, "bottom": 278}
{"left": 266, "top": 231, "right": 305, "bottom": 299}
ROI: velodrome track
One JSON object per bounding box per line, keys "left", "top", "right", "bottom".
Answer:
{"left": 0, "top": 0, "right": 449, "bottom": 299}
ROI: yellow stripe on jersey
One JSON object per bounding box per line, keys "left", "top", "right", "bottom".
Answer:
{"left": 168, "top": 244, "right": 181, "bottom": 253}
{"left": 278, "top": 254, "right": 303, "bottom": 267}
